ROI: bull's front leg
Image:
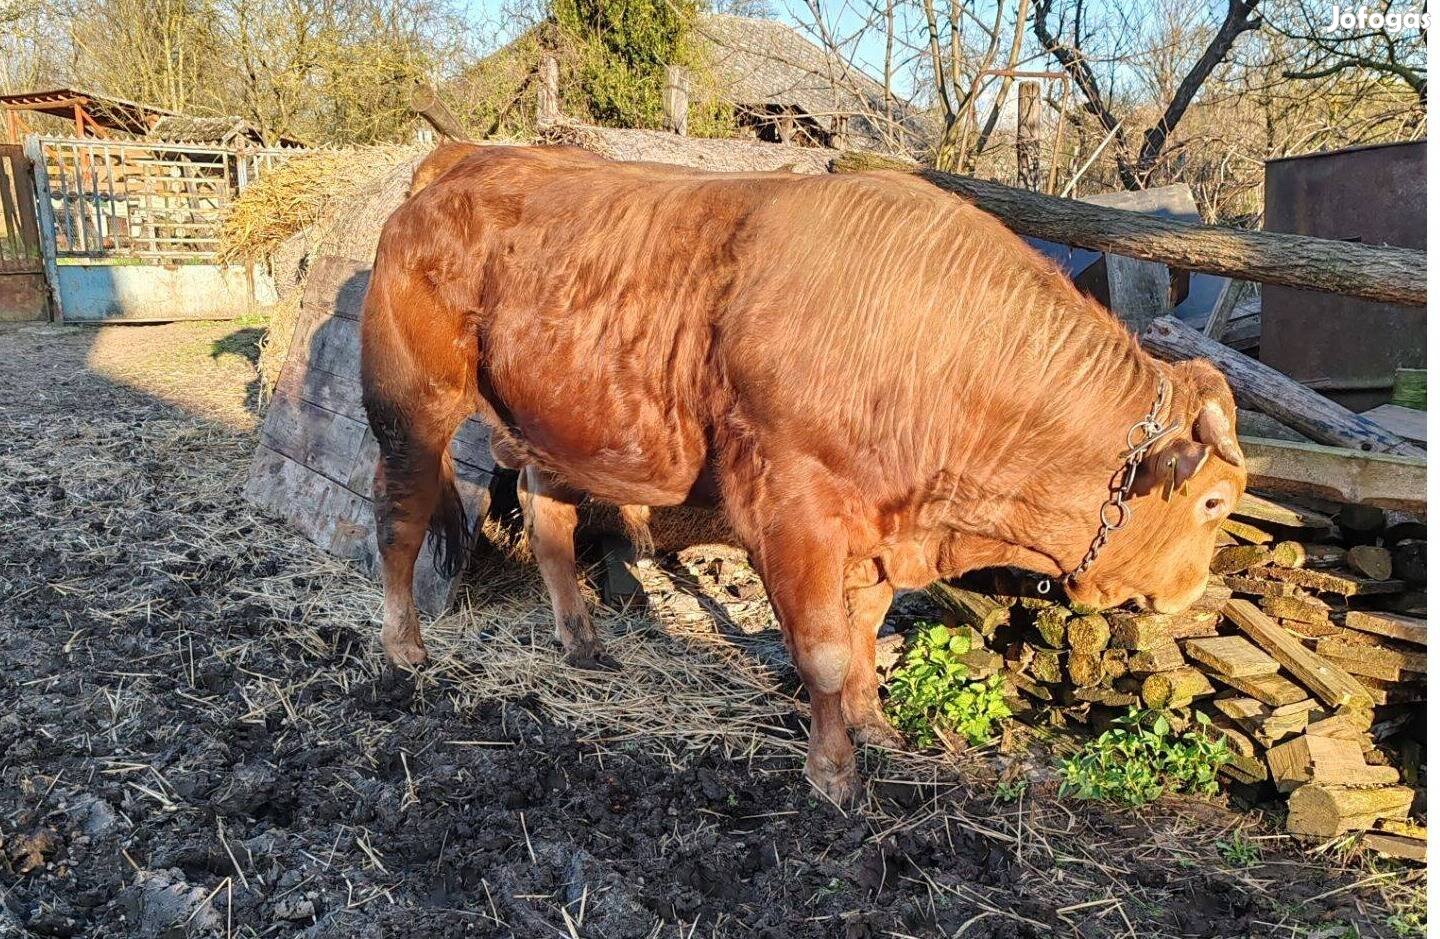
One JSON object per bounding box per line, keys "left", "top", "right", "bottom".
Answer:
{"left": 517, "top": 466, "right": 616, "bottom": 669}
{"left": 751, "top": 518, "right": 860, "bottom": 806}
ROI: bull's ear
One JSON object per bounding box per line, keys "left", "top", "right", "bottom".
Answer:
{"left": 1196, "top": 400, "right": 1244, "bottom": 466}
{"left": 1132, "top": 439, "right": 1210, "bottom": 500}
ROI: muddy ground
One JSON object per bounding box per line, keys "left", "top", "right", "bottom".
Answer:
{"left": 0, "top": 321, "right": 1423, "bottom": 937}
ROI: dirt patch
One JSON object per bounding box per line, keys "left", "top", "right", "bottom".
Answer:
{"left": 0, "top": 322, "right": 1420, "bottom": 937}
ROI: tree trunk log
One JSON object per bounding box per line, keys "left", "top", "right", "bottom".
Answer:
{"left": 829, "top": 152, "right": 1425, "bottom": 306}
{"left": 1141, "top": 316, "right": 1424, "bottom": 457}
{"left": 410, "top": 86, "right": 470, "bottom": 141}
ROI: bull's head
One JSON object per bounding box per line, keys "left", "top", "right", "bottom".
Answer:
{"left": 1064, "top": 359, "right": 1247, "bottom": 614}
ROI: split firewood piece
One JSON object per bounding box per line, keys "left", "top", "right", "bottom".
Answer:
{"left": 1129, "top": 639, "right": 1185, "bottom": 674}
{"left": 1279, "top": 618, "right": 1342, "bottom": 641}
{"left": 1345, "top": 545, "right": 1393, "bottom": 581}
{"left": 1254, "top": 566, "right": 1405, "bottom": 598}
{"left": 1223, "top": 575, "right": 1295, "bottom": 598}
{"left": 1286, "top": 784, "right": 1414, "bottom": 838}
{"left": 1165, "top": 609, "right": 1223, "bottom": 638}
{"left": 1192, "top": 582, "right": 1234, "bottom": 613}
{"left": 1316, "top": 637, "right": 1426, "bottom": 679}
{"left": 1221, "top": 518, "right": 1274, "bottom": 545}
{"left": 1362, "top": 831, "right": 1426, "bottom": 863}
{"left": 1184, "top": 635, "right": 1280, "bottom": 678}
{"left": 1002, "top": 668, "right": 1053, "bottom": 702}
{"left": 1110, "top": 610, "right": 1217, "bottom": 650}
{"left": 1305, "top": 714, "right": 1369, "bottom": 741}
{"left": 957, "top": 647, "right": 1003, "bottom": 678}
{"left": 1066, "top": 614, "right": 1111, "bottom": 656}
{"left": 1213, "top": 694, "right": 1319, "bottom": 746}
{"left": 1074, "top": 686, "right": 1138, "bottom": 707}
{"left": 1224, "top": 600, "right": 1373, "bottom": 709}
{"left": 1352, "top": 674, "right": 1424, "bottom": 706}
{"left": 1344, "top": 610, "right": 1425, "bottom": 646}
{"left": 1267, "top": 733, "right": 1398, "bottom": 792}
{"left": 1211, "top": 544, "right": 1271, "bottom": 574}
{"left": 1213, "top": 671, "right": 1311, "bottom": 708}
{"left": 1232, "top": 492, "right": 1335, "bottom": 532}
{"left": 1260, "top": 594, "right": 1334, "bottom": 627}
{"left": 1140, "top": 667, "right": 1214, "bottom": 709}
{"left": 1296, "top": 543, "right": 1348, "bottom": 569}
{"left": 1203, "top": 716, "right": 1269, "bottom": 782}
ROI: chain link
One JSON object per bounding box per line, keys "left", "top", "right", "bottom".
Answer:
{"left": 1057, "top": 377, "right": 1178, "bottom": 588}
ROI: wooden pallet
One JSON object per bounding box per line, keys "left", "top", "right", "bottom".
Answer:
{"left": 244, "top": 255, "right": 495, "bottom": 614}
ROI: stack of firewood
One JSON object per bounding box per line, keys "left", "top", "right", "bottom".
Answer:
{"left": 926, "top": 491, "right": 1425, "bottom": 861}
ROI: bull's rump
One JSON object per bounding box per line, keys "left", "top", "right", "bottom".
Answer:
{"left": 376, "top": 145, "right": 1109, "bottom": 509}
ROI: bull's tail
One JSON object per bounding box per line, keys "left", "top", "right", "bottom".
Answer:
{"left": 427, "top": 454, "right": 471, "bottom": 578}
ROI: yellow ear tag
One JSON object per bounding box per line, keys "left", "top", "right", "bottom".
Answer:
{"left": 1161, "top": 455, "right": 1181, "bottom": 501}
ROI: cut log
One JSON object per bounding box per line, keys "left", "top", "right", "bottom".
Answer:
{"left": 1140, "top": 667, "right": 1214, "bottom": 709}
{"left": 1184, "top": 636, "right": 1280, "bottom": 678}
{"left": 1067, "top": 652, "right": 1104, "bottom": 688}
{"left": 1286, "top": 784, "right": 1414, "bottom": 838}
{"left": 1074, "top": 686, "right": 1138, "bottom": 707}
{"left": 1224, "top": 600, "right": 1373, "bottom": 708}
{"left": 1141, "top": 317, "right": 1423, "bottom": 457}
{"left": 929, "top": 582, "right": 1012, "bottom": 637}
{"left": 1101, "top": 648, "right": 1129, "bottom": 679}
{"left": 1237, "top": 436, "right": 1427, "bottom": 514}
{"left": 830, "top": 153, "right": 1426, "bottom": 307}
{"left": 410, "top": 85, "right": 471, "bottom": 141}
{"left": 1392, "top": 540, "right": 1425, "bottom": 584}
{"left": 1345, "top": 546, "right": 1393, "bottom": 581}
{"left": 1066, "top": 614, "right": 1111, "bottom": 656}
{"left": 1267, "top": 541, "right": 1306, "bottom": 569}
{"left": 1344, "top": 610, "right": 1425, "bottom": 646}
{"left": 1030, "top": 647, "right": 1064, "bottom": 684}
{"left": 1293, "top": 543, "right": 1348, "bottom": 569}
{"left": 1192, "top": 582, "right": 1234, "bottom": 613}
{"left": 1210, "top": 544, "right": 1271, "bottom": 574}
{"left": 1032, "top": 605, "right": 1069, "bottom": 647}
{"left": 1267, "top": 734, "right": 1398, "bottom": 792}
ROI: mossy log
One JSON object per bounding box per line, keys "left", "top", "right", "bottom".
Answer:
{"left": 1140, "top": 667, "right": 1214, "bottom": 709}
{"left": 928, "top": 582, "right": 1011, "bottom": 636}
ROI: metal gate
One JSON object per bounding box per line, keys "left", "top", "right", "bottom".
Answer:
{"left": 0, "top": 143, "right": 46, "bottom": 320}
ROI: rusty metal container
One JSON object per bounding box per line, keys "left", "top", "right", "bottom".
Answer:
{"left": 1261, "top": 141, "right": 1426, "bottom": 412}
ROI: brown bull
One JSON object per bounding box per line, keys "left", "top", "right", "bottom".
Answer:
{"left": 359, "top": 143, "right": 1246, "bottom": 802}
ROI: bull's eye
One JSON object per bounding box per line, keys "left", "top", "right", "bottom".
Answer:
{"left": 1205, "top": 497, "right": 1224, "bottom": 512}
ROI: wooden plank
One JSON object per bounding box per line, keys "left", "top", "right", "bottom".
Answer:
{"left": 1344, "top": 610, "right": 1425, "bottom": 646}
{"left": 1238, "top": 436, "right": 1427, "bottom": 515}
{"left": 1183, "top": 636, "right": 1279, "bottom": 678}
{"left": 260, "top": 387, "right": 370, "bottom": 487}
{"left": 1224, "top": 600, "right": 1373, "bottom": 708}
{"left": 1220, "top": 518, "right": 1274, "bottom": 544}
{"left": 1142, "top": 317, "right": 1423, "bottom": 456}
{"left": 1359, "top": 404, "right": 1425, "bottom": 444}
{"left": 302, "top": 255, "right": 370, "bottom": 320}
{"left": 1267, "top": 734, "right": 1398, "bottom": 793}
{"left": 1233, "top": 492, "right": 1334, "bottom": 531}
{"left": 1315, "top": 637, "right": 1425, "bottom": 676}
{"left": 1362, "top": 832, "right": 1425, "bottom": 863}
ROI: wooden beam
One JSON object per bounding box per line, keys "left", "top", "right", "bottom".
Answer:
{"left": 1239, "top": 436, "right": 1426, "bottom": 514}
{"left": 829, "top": 151, "right": 1425, "bottom": 306}
{"left": 410, "top": 85, "right": 470, "bottom": 141}
{"left": 1142, "top": 316, "right": 1423, "bottom": 457}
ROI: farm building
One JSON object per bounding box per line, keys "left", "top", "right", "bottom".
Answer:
{"left": 1, "top": 86, "right": 304, "bottom": 147}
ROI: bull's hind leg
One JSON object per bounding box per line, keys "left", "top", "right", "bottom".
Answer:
{"left": 518, "top": 466, "right": 615, "bottom": 669}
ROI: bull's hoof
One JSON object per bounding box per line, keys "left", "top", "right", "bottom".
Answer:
{"left": 382, "top": 634, "right": 429, "bottom": 669}
{"left": 564, "top": 647, "right": 621, "bottom": 671}
{"left": 852, "top": 720, "right": 907, "bottom": 751}
{"left": 805, "top": 752, "right": 861, "bottom": 807}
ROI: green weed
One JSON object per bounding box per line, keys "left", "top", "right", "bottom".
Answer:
{"left": 1216, "top": 830, "right": 1261, "bottom": 868}
{"left": 885, "top": 624, "right": 1011, "bottom": 747}
{"left": 1057, "top": 708, "right": 1230, "bottom": 806}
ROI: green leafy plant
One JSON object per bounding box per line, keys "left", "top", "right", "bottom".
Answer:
{"left": 1058, "top": 708, "right": 1230, "bottom": 806}
{"left": 994, "top": 778, "right": 1029, "bottom": 803}
{"left": 885, "top": 624, "right": 1011, "bottom": 747}
{"left": 1216, "top": 830, "right": 1261, "bottom": 868}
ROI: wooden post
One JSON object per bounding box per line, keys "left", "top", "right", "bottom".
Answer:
{"left": 829, "top": 152, "right": 1426, "bottom": 307}
{"left": 22, "top": 135, "right": 64, "bottom": 321}
{"left": 1141, "top": 315, "right": 1425, "bottom": 457}
{"left": 1016, "top": 81, "right": 1041, "bottom": 191}
{"left": 73, "top": 102, "right": 84, "bottom": 137}
{"left": 537, "top": 56, "right": 560, "bottom": 127}
{"left": 5, "top": 108, "right": 19, "bottom": 145}
{"left": 410, "top": 85, "right": 470, "bottom": 141}
{"left": 662, "top": 65, "right": 689, "bottom": 136}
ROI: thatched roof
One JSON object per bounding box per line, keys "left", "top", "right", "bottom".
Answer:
{"left": 150, "top": 114, "right": 305, "bottom": 147}
{"left": 698, "top": 14, "right": 930, "bottom": 150}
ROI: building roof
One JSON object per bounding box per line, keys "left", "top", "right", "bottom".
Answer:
{"left": 149, "top": 114, "right": 305, "bottom": 147}
{"left": 697, "top": 14, "right": 930, "bottom": 148}
{"left": 0, "top": 87, "right": 177, "bottom": 135}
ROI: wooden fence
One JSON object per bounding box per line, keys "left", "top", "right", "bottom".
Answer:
{"left": 0, "top": 144, "right": 41, "bottom": 274}
{"left": 31, "top": 136, "right": 310, "bottom": 262}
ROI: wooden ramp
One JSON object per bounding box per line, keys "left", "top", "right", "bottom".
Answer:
{"left": 244, "top": 256, "right": 494, "bottom": 613}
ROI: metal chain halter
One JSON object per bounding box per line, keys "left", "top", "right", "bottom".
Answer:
{"left": 1036, "top": 376, "right": 1179, "bottom": 596}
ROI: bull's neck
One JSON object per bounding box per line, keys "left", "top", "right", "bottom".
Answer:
{"left": 938, "top": 307, "right": 1167, "bottom": 577}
